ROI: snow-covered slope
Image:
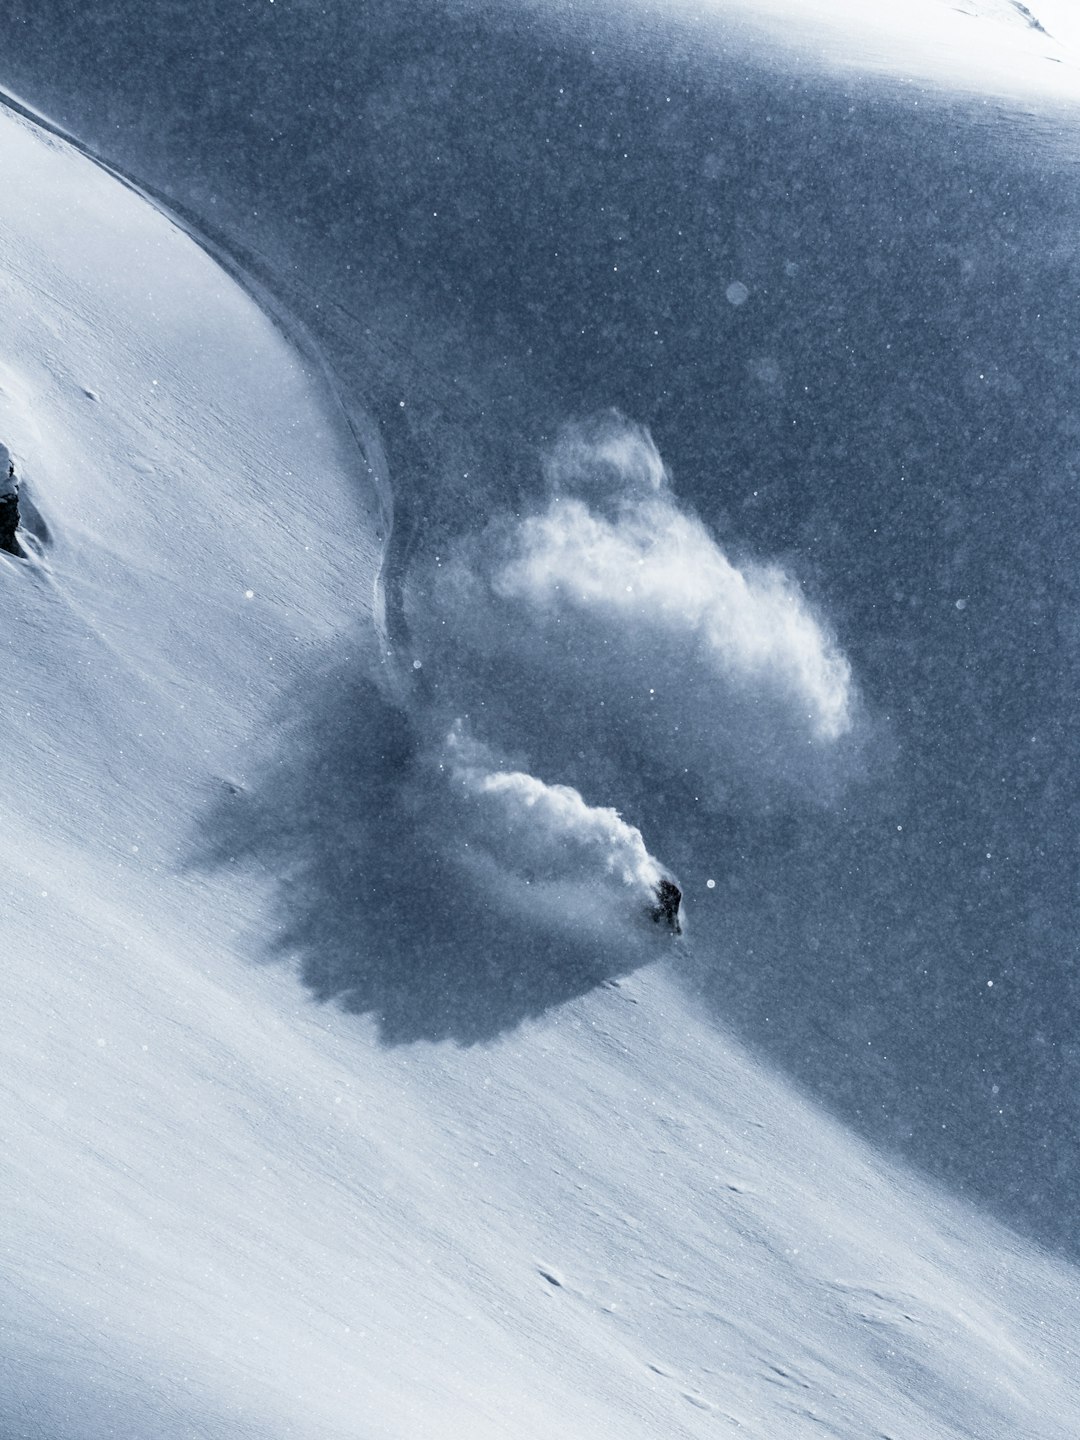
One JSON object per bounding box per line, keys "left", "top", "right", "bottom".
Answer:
{"left": 583, "top": 0, "right": 1080, "bottom": 101}
{"left": 3, "top": 99, "right": 1080, "bottom": 1440}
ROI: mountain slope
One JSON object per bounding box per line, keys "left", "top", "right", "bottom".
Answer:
{"left": 3, "top": 101, "right": 1080, "bottom": 1440}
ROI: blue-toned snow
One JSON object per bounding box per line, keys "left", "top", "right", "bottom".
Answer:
{"left": 2, "top": 2, "right": 1080, "bottom": 1434}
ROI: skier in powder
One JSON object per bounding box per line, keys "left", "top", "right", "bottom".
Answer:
{"left": 650, "top": 877, "right": 683, "bottom": 935}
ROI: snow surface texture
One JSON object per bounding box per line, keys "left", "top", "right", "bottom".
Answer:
{"left": 2, "top": 83, "right": 1080, "bottom": 1440}
{"left": 3, "top": 3, "right": 1080, "bottom": 1436}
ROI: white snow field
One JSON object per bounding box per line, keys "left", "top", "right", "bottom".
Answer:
{"left": 593, "top": 0, "right": 1080, "bottom": 102}
{"left": 3, "top": 91, "right": 1080, "bottom": 1440}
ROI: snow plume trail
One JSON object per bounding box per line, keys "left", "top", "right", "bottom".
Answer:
{"left": 505, "top": 413, "right": 853, "bottom": 741}
{"left": 197, "top": 408, "right": 854, "bottom": 1040}
{"left": 442, "top": 719, "right": 673, "bottom": 923}
{"left": 201, "top": 655, "right": 681, "bottom": 1045}
{"left": 452, "top": 750, "right": 664, "bottom": 892}
{"left": 408, "top": 413, "right": 858, "bottom": 833}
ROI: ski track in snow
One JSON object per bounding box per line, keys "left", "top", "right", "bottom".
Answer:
{"left": 0, "top": 85, "right": 398, "bottom": 662}
{"left": 2, "top": 26, "right": 1080, "bottom": 1440}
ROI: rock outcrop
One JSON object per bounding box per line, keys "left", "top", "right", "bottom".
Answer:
{"left": 0, "top": 462, "right": 20, "bottom": 556}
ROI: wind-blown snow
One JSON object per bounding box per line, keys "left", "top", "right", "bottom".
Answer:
{"left": 412, "top": 415, "right": 854, "bottom": 809}
{"left": 445, "top": 720, "right": 669, "bottom": 920}
{"left": 498, "top": 425, "right": 852, "bottom": 740}
{"left": 501, "top": 493, "right": 851, "bottom": 738}
{"left": 455, "top": 759, "right": 664, "bottom": 891}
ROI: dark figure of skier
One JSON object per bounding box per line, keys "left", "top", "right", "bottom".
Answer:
{"left": 650, "top": 877, "right": 683, "bottom": 935}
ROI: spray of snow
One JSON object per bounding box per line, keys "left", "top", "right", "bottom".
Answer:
{"left": 410, "top": 413, "right": 856, "bottom": 809}
{"left": 497, "top": 474, "right": 852, "bottom": 743}
{"left": 444, "top": 721, "right": 665, "bottom": 894}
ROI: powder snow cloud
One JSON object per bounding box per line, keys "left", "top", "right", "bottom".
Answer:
{"left": 407, "top": 413, "right": 857, "bottom": 811}
{"left": 443, "top": 721, "right": 666, "bottom": 897}
{"left": 429, "top": 721, "right": 679, "bottom": 952}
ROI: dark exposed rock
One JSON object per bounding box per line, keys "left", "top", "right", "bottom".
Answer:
{"left": 0, "top": 486, "right": 20, "bottom": 556}
{"left": 650, "top": 877, "right": 683, "bottom": 936}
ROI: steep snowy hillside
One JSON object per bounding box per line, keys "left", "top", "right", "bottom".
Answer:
{"left": 623, "top": 0, "right": 1080, "bottom": 98}
{"left": 6, "top": 0, "right": 1079, "bottom": 1260}
{"left": 3, "top": 97, "right": 1080, "bottom": 1440}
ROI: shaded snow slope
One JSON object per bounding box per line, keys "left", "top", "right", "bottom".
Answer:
{"left": 4, "top": 103, "right": 1080, "bottom": 1439}
{"left": 4, "top": 1, "right": 1079, "bottom": 1254}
